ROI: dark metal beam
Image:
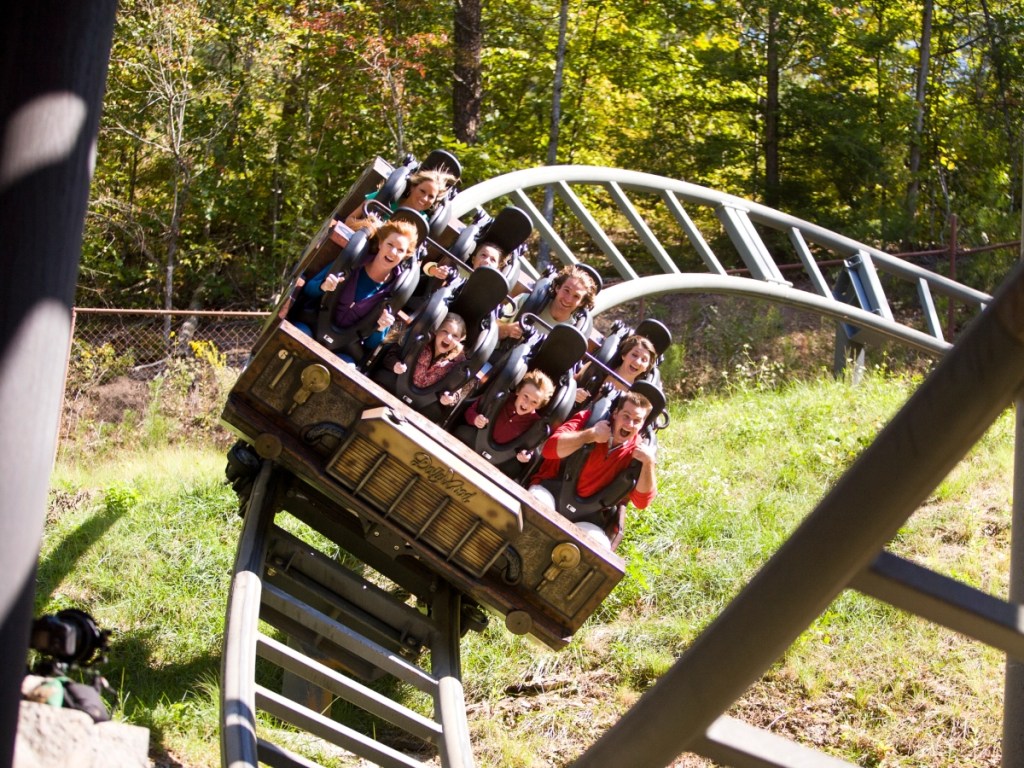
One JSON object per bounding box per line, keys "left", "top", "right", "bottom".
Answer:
{"left": 0, "top": 5, "right": 116, "bottom": 766}
{"left": 695, "top": 716, "right": 856, "bottom": 768}
{"left": 852, "top": 551, "right": 1024, "bottom": 657}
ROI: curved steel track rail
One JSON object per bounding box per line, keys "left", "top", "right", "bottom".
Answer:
{"left": 221, "top": 461, "right": 474, "bottom": 768}
{"left": 454, "top": 165, "right": 993, "bottom": 362}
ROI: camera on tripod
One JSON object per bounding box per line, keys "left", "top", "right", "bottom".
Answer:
{"left": 25, "top": 609, "right": 112, "bottom": 722}
{"left": 30, "top": 608, "right": 110, "bottom": 671}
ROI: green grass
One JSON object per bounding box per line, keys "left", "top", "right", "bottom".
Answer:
{"left": 44, "top": 446, "right": 240, "bottom": 766}
{"left": 41, "top": 367, "right": 1014, "bottom": 767}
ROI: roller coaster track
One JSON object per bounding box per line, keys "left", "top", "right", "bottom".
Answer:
{"left": 220, "top": 164, "right": 1023, "bottom": 768}
{"left": 223, "top": 459, "right": 476, "bottom": 768}
{"left": 452, "top": 166, "right": 994, "bottom": 363}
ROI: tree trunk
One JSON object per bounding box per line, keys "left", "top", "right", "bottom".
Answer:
{"left": 905, "top": 0, "right": 933, "bottom": 244}
{"left": 764, "top": 4, "right": 781, "bottom": 210}
{"left": 453, "top": 0, "right": 482, "bottom": 145}
{"left": 538, "top": 0, "right": 570, "bottom": 269}
{"left": 164, "top": 169, "right": 185, "bottom": 350}
{"left": 978, "top": 0, "right": 1019, "bottom": 214}
{"left": 174, "top": 285, "right": 208, "bottom": 358}
{"left": 0, "top": 5, "right": 117, "bottom": 766}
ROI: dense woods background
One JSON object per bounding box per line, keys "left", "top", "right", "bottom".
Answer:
{"left": 81, "top": 0, "right": 1024, "bottom": 313}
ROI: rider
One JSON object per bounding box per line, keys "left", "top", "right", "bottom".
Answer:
{"left": 528, "top": 390, "right": 658, "bottom": 550}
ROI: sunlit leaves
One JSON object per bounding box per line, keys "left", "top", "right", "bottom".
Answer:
{"left": 83, "top": 0, "right": 1024, "bottom": 310}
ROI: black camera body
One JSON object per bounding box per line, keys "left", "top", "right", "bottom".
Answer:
{"left": 30, "top": 609, "right": 109, "bottom": 668}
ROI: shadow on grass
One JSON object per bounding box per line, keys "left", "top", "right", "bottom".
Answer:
{"left": 35, "top": 500, "right": 125, "bottom": 606}
{"left": 103, "top": 630, "right": 221, "bottom": 749}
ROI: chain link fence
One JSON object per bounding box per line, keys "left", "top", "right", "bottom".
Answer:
{"left": 71, "top": 308, "right": 270, "bottom": 373}
{"left": 62, "top": 308, "right": 271, "bottom": 453}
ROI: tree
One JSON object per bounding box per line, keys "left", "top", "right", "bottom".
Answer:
{"left": 312, "top": 1, "right": 450, "bottom": 159}
{"left": 905, "top": 0, "right": 934, "bottom": 243}
{"left": 75, "top": 0, "right": 1024, "bottom": 307}
{"left": 89, "top": 0, "right": 238, "bottom": 326}
{"left": 538, "top": 0, "right": 570, "bottom": 268}
{"left": 763, "top": 2, "right": 781, "bottom": 209}
{"left": 453, "top": 0, "right": 482, "bottom": 144}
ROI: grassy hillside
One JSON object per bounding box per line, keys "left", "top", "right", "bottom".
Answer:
{"left": 42, "top": 367, "right": 1013, "bottom": 767}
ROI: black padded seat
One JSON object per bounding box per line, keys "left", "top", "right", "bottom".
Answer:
{"left": 286, "top": 228, "right": 371, "bottom": 332}
{"left": 491, "top": 262, "right": 602, "bottom": 364}
{"left": 425, "top": 206, "right": 533, "bottom": 306}
{"left": 371, "top": 266, "right": 508, "bottom": 422}
{"left": 452, "top": 324, "right": 588, "bottom": 482}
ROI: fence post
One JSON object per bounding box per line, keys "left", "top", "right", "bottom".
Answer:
{"left": 946, "top": 214, "right": 958, "bottom": 339}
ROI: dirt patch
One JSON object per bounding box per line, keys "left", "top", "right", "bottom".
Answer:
{"left": 59, "top": 357, "right": 237, "bottom": 457}
{"left": 91, "top": 378, "right": 151, "bottom": 423}
{"left": 60, "top": 376, "right": 151, "bottom": 444}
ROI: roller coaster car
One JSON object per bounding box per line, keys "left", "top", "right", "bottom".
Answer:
{"left": 221, "top": 162, "right": 625, "bottom": 651}
{"left": 369, "top": 265, "right": 509, "bottom": 420}
{"left": 257, "top": 155, "right": 423, "bottom": 351}
{"left": 452, "top": 324, "right": 589, "bottom": 483}
{"left": 294, "top": 149, "right": 459, "bottom": 282}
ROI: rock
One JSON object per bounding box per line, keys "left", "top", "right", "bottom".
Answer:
{"left": 14, "top": 700, "right": 151, "bottom": 768}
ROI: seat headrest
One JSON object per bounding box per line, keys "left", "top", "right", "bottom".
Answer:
{"left": 633, "top": 318, "right": 672, "bottom": 356}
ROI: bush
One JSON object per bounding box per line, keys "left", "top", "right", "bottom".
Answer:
{"left": 66, "top": 340, "right": 136, "bottom": 397}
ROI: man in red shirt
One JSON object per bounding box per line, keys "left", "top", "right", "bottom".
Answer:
{"left": 529, "top": 391, "right": 658, "bottom": 549}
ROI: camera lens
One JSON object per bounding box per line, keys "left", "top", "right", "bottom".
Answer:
{"left": 30, "top": 609, "right": 107, "bottom": 666}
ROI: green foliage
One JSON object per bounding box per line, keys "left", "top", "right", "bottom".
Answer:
{"left": 720, "top": 343, "right": 788, "bottom": 392}
{"left": 81, "top": 0, "right": 1024, "bottom": 312}
{"left": 104, "top": 484, "right": 141, "bottom": 516}
{"left": 66, "top": 341, "right": 136, "bottom": 396}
